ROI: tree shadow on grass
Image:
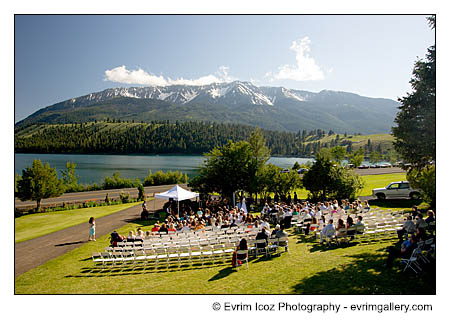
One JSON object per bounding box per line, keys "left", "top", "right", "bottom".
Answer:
{"left": 291, "top": 251, "right": 435, "bottom": 295}
{"left": 208, "top": 267, "right": 236, "bottom": 281}
{"left": 55, "top": 241, "right": 85, "bottom": 247}
{"left": 308, "top": 241, "right": 359, "bottom": 253}
{"left": 368, "top": 199, "right": 422, "bottom": 210}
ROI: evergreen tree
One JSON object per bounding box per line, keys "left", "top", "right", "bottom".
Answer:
{"left": 392, "top": 16, "right": 435, "bottom": 206}
{"left": 392, "top": 16, "right": 435, "bottom": 168}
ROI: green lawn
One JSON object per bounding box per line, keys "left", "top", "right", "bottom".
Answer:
{"left": 15, "top": 217, "right": 435, "bottom": 294}
{"left": 15, "top": 202, "right": 141, "bottom": 243}
{"left": 358, "top": 173, "right": 407, "bottom": 196}
{"left": 268, "top": 173, "right": 407, "bottom": 201}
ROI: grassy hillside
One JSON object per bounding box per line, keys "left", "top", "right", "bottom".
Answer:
{"left": 303, "top": 132, "right": 394, "bottom": 152}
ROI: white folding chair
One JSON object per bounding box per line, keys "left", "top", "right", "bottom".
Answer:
{"left": 111, "top": 251, "right": 124, "bottom": 266}
{"left": 167, "top": 247, "right": 180, "bottom": 267}
{"left": 235, "top": 250, "right": 249, "bottom": 269}
{"left": 267, "top": 238, "right": 279, "bottom": 256}
{"left": 212, "top": 244, "right": 225, "bottom": 263}
{"left": 255, "top": 239, "right": 268, "bottom": 257}
{"left": 401, "top": 248, "right": 422, "bottom": 274}
{"left": 190, "top": 245, "right": 203, "bottom": 265}
{"left": 121, "top": 251, "right": 135, "bottom": 267}
{"left": 100, "top": 252, "right": 114, "bottom": 267}
{"left": 155, "top": 247, "right": 168, "bottom": 268}
{"left": 92, "top": 252, "right": 105, "bottom": 267}
{"left": 134, "top": 249, "right": 147, "bottom": 267}
{"left": 178, "top": 246, "right": 191, "bottom": 266}
{"left": 201, "top": 245, "right": 213, "bottom": 264}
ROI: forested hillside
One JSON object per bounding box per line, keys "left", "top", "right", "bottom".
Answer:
{"left": 15, "top": 121, "right": 394, "bottom": 157}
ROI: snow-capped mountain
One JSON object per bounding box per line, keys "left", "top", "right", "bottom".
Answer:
{"left": 17, "top": 81, "right": 400, "bottom": 134}
{"left": 69, "top": 81, "right": 276, "bottom": 107}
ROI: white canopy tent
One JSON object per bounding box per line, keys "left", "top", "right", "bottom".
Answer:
{"left": 154, "top": 185, "right": 199, "bottom": 215}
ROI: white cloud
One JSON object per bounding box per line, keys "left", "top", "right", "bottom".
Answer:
{"left": 271, "top": 36, "right": 327, "bottom": 81}
{"left": 104, "top": 65, "right": 234, "bottom": 86}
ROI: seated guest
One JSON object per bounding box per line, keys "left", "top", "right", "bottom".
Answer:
{"left": 330, "top": 206, "right": 339, "bottom": 217}
{"left": 425, "top": 210, "right": 436, "bottom": 234}
{"left": 415, "top": 213, "right": 428, "bottom": 230}
{"left": 168, "top": 223, "right": 177, "bottom": 233}
{"left": 320, "top": 219, "right": 336, "bottom": 244}
{"left": 397, "top": 216, "right": 415, "bottom": 242}
{"left": 275, "top": 225, "right": 288, "bottom": 239}
{"left": 386, "top": 234, "right": 418, "bottom": 267}
{"left": 319, "top": 215, "right": 326, "bottom": 226}
{"left": 144, "top": 231, "right": 152, "bottom": 239}
{"left": 271, "top": 224, "right": 280, "bottom": 237}
{"left": 180, "top": 220, "right": 191, "bottom": 232}
{"left": 158, "top": 223, "right": 169, "bottom": 234}
{"left": 416, "top": 227, "right": 429, "bottom": 242}
{"left": 306, "top": 217, "right": 319, "bottom": 235}
{"left": 336, "top": 219, "right": 346, "bottom": 237}
{"left": 135, "top": 229, "right": 144, "bottom": 241}
{"left": 255, "top": 227, "right": 269, "bottom": 248}
{"left": 127, "top": 231, "right": 136, "bottom": 242}
{"left": 151, "top": 222, "right": 161, "bottom": 232}
{"left": 221, "top": 220, "right": 230, "bottom": 229}
{"left": 425, "top": 210, "right": 435, "bottom": 224}
{"left": 362, "top": 200, "right": 370, "bottom": 212}
{"left": 110, "top": 231, "right": 124, "bottom": 247}
{"left": 260, "top": 218, "right": 271, "bottom": 231}
{"left": 232, "top": 238, "right": 248, "bottom": 267}
{"left": 355, "top": 215, "right": 364, "bottom": 226}
{"left": 346, "top": 216, "right": 356, "bottom": 238}
{"left": 275, "top": 225, "right": 289, "bottom": 251}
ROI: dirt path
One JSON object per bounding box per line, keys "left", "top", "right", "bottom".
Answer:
{"left": 14, "top": 199, "right": 166, "bottom": 277}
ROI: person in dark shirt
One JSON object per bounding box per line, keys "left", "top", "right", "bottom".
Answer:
{"left": 386, "top": 234, "right": 418, "bottom": 267}
{"left": 255, "top": 227, "right": 269, "bottom": 248}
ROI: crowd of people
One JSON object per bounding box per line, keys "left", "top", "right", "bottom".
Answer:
{"left": 109, "top": 196, "right": 436, "bottom": 270}
{"left": 109, "top": 196, "right": 378, "bottom": 248}
{"left": 386, "top": 207, "right": 436, "bottom": 267}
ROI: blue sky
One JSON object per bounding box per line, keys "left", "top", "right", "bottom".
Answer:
{"left": 14, "top": 14, "right": 434, "bottom": 122}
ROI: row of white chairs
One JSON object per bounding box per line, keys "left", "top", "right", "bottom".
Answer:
{"left": 93, "top": 237, "right": 288, "bottom": 268}
{"left": 117, "top": 230, "right": 259, "bottom": 249}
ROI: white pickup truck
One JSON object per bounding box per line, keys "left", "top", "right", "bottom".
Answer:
{"left": 372, "top": 181, "right": 421, "bottom": 200}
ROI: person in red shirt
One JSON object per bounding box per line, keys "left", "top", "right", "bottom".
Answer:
{"left": 151, "top": 221, "right": 161, "bottom": 232}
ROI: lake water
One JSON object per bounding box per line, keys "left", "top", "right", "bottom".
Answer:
{"left": 15, "top": 153, "right": 314, "bottom": 185}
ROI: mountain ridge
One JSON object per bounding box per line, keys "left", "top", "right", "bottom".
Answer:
{"left": 16, "top": 81, "right": 400, "bottom": 134}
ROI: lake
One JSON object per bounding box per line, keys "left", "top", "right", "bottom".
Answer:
{"left": 15, "top": 153, "right": 314, "bottom": 185}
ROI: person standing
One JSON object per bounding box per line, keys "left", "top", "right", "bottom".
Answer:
{"left": 88, "top": 217, "right": 96, "bottom": 241}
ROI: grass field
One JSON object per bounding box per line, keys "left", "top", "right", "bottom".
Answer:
{"left": 277, "top": 173, "right": 407, "bottom": 201}
{"left": 14, "top": 217, "right": 435, "bottom": 294}
{"left": 14, "top": 202, "right": 141, "bottom": 243}
{"left": 358, "top": 173, "right": 407, "bottom": 196}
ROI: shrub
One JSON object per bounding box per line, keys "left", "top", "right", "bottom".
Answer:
{"left": 119, "top": 192, "right": 130, "bottom": 203}
{"left": 143, "top": 169, "right": 188, "bottom": 186}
